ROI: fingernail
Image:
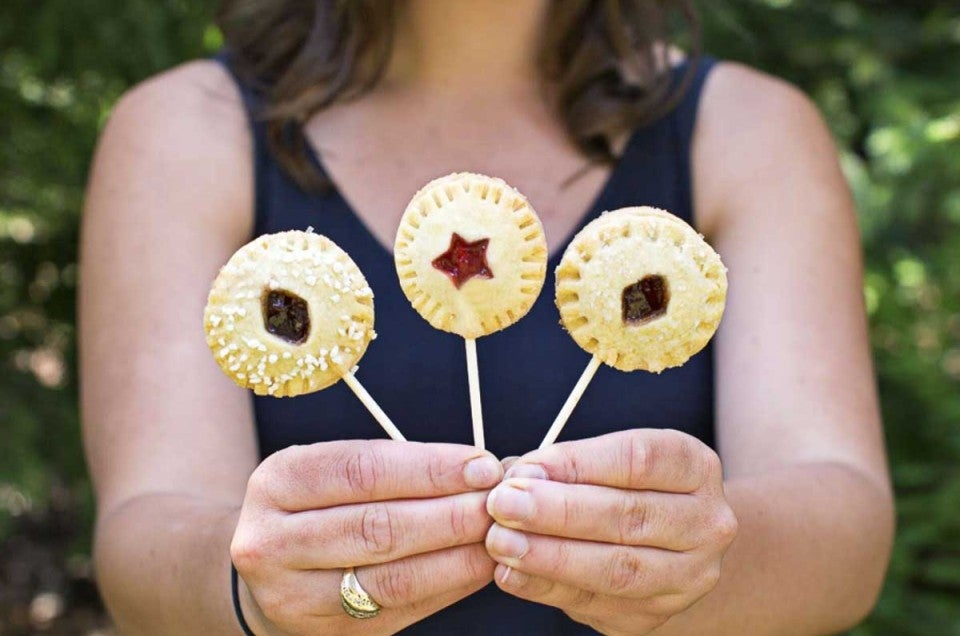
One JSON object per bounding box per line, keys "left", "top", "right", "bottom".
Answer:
{"left": 488, "top": 525, "right": 529, "bottom": 561}
{"left": 505, "top": 463, "right": 547, "bottom": 480}
{"left": 488, "top": 483, "right": 534, "bottom": 522}
{"left": 464, "top": 455, "right": 503, "bottom": 489}
{"left": 497, "top": 564, "right": 528, "bottom": 588}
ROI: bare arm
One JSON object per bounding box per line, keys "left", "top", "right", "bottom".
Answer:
{"left": 658, "top": 62, "right": 893, "bottom": 633}
{"left": 80, "top": 60, "right": 258, "bottom": 633}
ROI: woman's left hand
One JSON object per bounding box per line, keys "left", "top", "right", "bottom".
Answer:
{"left": 485, "top": 429, "right": 738, "bottom": 635}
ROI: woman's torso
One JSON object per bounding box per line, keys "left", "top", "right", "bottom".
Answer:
{"left": 218, "top": 52, "right": 716, "bottom": 635}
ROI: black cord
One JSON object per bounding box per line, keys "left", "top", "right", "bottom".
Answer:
{"left": 231, "top": 563, "right": 257, "bottom": 636}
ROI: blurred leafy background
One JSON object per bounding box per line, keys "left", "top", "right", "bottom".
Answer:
{"left": 0, "top": 0, "right": 957, "bottom": 633}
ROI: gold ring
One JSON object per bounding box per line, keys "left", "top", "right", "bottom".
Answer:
{"left": 340, "top": 567, "right": 381, "bottom": 619}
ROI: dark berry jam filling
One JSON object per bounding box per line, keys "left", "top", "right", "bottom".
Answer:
{"left": 263, "top": 290, "right": 310, "bottom": 343}
{"left": 622, "top": 275, "right": 669, "bottom": 324}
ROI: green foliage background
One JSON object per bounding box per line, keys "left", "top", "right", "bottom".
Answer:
{"left": 1, "top": 1, "right": 958, "bottom": 633}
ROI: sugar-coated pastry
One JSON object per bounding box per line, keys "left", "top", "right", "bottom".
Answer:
{"left": 394, "top": 173, "right": 547, "bottom": 339}
{"left": 204, "top": 230, "right": 376, "bottom": 397}
{"left": 555, "top": 207, "right": 727, "bottom": 373}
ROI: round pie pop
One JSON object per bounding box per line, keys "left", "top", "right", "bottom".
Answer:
{"left": 204, "top": 229, "right": 404, "bottom": 440}
{"left": 540, "top": 207, "right": 727, "bottom": 447}
{"left": 395, "top": 173, "right": 548, "bottom": 447}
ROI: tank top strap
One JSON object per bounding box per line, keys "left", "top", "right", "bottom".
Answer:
{"left": 671, "top": 55, "right": 717, "bottom": 222}
{"left": 673, "top": 55, "right": 718, "bottom": 150}
{"left": 212, "top": 50, "right": 272, "bottom": 236}
{"left": 613, "top": 55, "right": 717, "bottom": 226}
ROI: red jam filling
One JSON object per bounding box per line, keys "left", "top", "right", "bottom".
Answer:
{"left": 263, "top": 290, "right": 310, "bottom": 343}
{"left": 431, "top": 233, "right": 494, "bottom": 289}
{"left": 622, "top": 275, "right": 669, "bottom": 324}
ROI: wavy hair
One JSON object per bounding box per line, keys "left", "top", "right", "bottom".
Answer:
{"left": 215, "top": 0, "right": 701, "bottom": 190}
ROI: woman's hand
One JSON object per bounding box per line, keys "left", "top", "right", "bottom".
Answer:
{"left": 485, "top": 429, "right": 737, "bottom": 635}
{"left": 231, "top": 440, "right": 503, "bottom": 635}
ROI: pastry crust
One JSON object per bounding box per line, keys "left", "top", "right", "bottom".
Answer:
{"left": 394, "top": 173, "right": 547, "bottom": 339}
{"left": 204, "top": 230, "right": 376, "bottom": 397}
{"left": 555, "top": 207, "right": 727, "bottom": 373}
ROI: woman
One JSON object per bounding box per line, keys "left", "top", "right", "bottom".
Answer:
{"left": 79, "top": 1, "right": 893, "bottom": 634}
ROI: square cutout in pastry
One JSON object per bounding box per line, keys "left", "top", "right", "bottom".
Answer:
{"left": 263, "top": 289, "right": 311, "bottom": 344}
{"left": 621, "top": 275, "right": 669, "bottom": 325}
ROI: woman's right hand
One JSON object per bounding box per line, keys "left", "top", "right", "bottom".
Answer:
{"left": 230, "top": 439, "right": 504, "bottom": 635}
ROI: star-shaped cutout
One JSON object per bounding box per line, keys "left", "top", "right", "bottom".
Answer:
{"left": 432, "top": 233, "right": 494, "bottom": 289}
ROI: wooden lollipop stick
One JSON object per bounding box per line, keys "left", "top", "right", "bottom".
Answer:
{"left": 465, "top": 338, "right": 485, "bottom": 449}
{"left": 539, "top": 355, "right": 602, "bottom": 448}
{"left": 342, "top": 373, "right": 406, "bottom": 441}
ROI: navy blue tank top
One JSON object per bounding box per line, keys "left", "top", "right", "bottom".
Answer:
{"left": 217, "top": 53, "right": 717, "bottom": 635}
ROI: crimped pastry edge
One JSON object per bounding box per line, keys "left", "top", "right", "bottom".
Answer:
{"left": 394, "top": 172, "right": 547, "bottom": 339}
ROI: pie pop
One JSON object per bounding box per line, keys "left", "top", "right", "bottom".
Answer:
{"left": 394, "top": 173, "right": 548, "bottom": 448}
{"left": 204, "top": 229, "right": 404, "bottom": 441}
{"left": 541, "top": 207, "right": 728, "bottom": 447}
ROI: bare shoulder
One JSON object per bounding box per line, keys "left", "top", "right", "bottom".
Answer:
{"left": 693, "top": 62, "right": 842, "bottom": 233}
{"left": 90, "top": 60, "right": 252, "bottom": 232}
{"left": 108, "top": 59, "right": 247, "bottom": 149}
{"left": 701, "top": 62, "right": 823, "bottom": 125}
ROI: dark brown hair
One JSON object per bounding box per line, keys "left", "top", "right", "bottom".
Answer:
{"left": 215, "top": 0, "right": 701, "bottom": 191}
